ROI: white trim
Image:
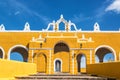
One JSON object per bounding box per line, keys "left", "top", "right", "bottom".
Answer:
{"left": 95, "top": 45, "right": 117, "bottom": 61}
{"left": 119, "top": 52, "right": 120, "bottom": 61}
{"left": 0, "top": 46, "right": 5, "bottom": 59}
{"left": 54, "top": 58, "right": 62, "bottom": 72}
{"left": 90, "top": 50, "right": 92, "bottom": 64}
{"left": 72, "top": 50, "right": 74, "bottom": 74}
{"left": 70, "top": 48, "right": 94, "bottom": 50}
{"left": 8, "top": 45, "right": 28, "bottom": 60}
{"left": 32, "top": 50, "right": 34, "bottom": 63}
{"left": 29, "top": 48, "right": 53, "bottom": 50}
{"left": 49, "top": 50, "right": 52, "bottom": 74}
{"left": 1, "top": 30, "right": 120, "bottom": 33}
{"left": 46, "top": 36, "right": 77, "bottom": 38}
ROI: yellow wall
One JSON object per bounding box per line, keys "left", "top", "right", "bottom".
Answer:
{"left": 0, "top": 59, "right": 37, "bottom": 78}
{"left": 87, "top": 62, "right": 120, "bottom": 79}
{"left": 1, "top": 31, "right": 120, "bottom": 74}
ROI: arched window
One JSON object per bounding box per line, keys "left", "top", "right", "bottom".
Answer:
{"left": 54, "top": 42, "right": 69, "bottom": 53}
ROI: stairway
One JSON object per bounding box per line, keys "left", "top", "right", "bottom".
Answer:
{"left": 15, "top": 73, "right": 114, "bottom": 80}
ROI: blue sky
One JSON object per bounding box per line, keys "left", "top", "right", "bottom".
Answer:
{"left": 0, "top": 0, "right": 120, "bottom": 31}
{"left": 0, "top": 0, "right": 117, "bottom": 63}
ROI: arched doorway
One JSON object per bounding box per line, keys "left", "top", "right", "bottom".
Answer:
{"left": 76, "top": 54, "right": 86, "bottom": 73}
{"left": 8, "top": 45, "right": 28, "bottom": 62}
{"left": 37, "top": 53, "right": 47, "bottom": 73}
{"left": 55, "top": 60, "right": 61, "bottom": 72}
{"left": 54, "top": 58, "right": 62, "bottom": 72}
{"left": 54, "top": 42, "right": 70, "bottom": 73}
{"left": 95, "top": 45, "right": 115, "bottom": 63}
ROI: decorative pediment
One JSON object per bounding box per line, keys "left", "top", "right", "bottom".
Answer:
{"left": 31, "top": 34, "right": 45, "bottom": 43}
{"left": 77, "top": 34, "right": 94, "bottom": 43}
{"left": 44, "top": 15, "right": 78, "bottom": 32}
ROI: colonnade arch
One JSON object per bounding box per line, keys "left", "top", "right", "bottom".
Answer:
{"left": 0, "top": 47, "right": 5, "bottom": 59}
{"left": 8, "top": 45, "right": 28, "bottom": 62}
{"left": 76, "top": 53, "right": 86, "bottom": 73}
{"left": 95, "top": 45, "right": 116, "bottom": 63}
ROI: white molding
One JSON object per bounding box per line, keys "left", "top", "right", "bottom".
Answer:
{"left": 29, "top": 48, "right": 53, "bottom": 50}
{"left": 49, "top": 50, "right": 52, "bottom": 74}
{"left": 90, "top": 50, "right": 92, "bottom": 64}
{"left": 95, "top": 45, "right": 117, "bottom": 61}
{"left": 0, "top": 46, "right": 5, "bottom": 59}
{"left": 119, "top": 52, "right": 120, "bottom": 61}
{"left": 32, "top": 50, "right": 34, "bottom": 63}
{"left": 1, "top": 30, "right": 120, "bottom": 33}
{"left": 46, "top": 36, "right": 77, "bottom": 38}
{"left": 72, "top": 50, "right": 74, "bottom": 74}
{"left": 54, "top": 58, "right": 62, "bottom": 72}
{"left": 70, "top": 48, "right": 94, "bottom": 50}
{"left": 8, "top": 45, "right": 28, "bottom": 60}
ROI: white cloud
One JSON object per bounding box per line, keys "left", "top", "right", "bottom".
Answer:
{"left": 7, "top": 0, "right": 50, "bottom": 24}
{"left": 14, "top": 11, "right": 20, "bottom": 15}
{"left": 105, "top": 0, "right": 120, "bottom": 13}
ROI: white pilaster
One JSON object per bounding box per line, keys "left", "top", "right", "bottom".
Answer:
{"left": 72, "top": 50, "right": 74, "bottom": 74}
{"left": 49, "top": 50, "right": 52, "bottom": 74}
{"left": 32, "top": 50, "right": 34, "bottom": 63}
{"left": 90, "top": 50, "right": 92, "bottom": 64}
{"left": 119, "top": 52, "right": 120, "bottom": 61}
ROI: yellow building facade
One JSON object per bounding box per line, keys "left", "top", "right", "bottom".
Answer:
{"left": 0, "top": 15, "right": 120, "bottom": 74}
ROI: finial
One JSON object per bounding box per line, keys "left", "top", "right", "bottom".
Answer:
{"left": 60, "top": 14, "right": 63, "bottom": 18}
{"left": 39, "top": 34, "right": 42, "bottom": 39}
{"left": 53, "top": 20, "right": 55, "bottom": 23}
{"left": 82, "top": 34, "right": 85, "bottom": 39}
{"left": 94, "top": 22, "right": 100, "bottom": 31}
{"left": 24, "top": 22, "right": 30, "bottom": 31}
{"left": 0, "top": 24, "right": 5, "bottom": 31}
{"left": 32, "top": 37, "right": 35, "bottom": 41}
{"left": 68, "top": 20, "right": 71, "bottom": 23}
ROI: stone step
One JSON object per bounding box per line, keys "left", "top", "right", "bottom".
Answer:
{"left": 29, "top": 73, "right": 88, "bottom": 76}
{"left": 16, "top": 76, "right": 107, "bottom": 80}
{"left": 15, "top": 73, "right": 108, "bottom": 80}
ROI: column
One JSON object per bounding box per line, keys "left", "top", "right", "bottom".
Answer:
{"left": 72, "top": 50, "right": 74, "bottom": 74}
{"left": 119, "top": 52, "right": 120, "bottom": 61}
{"left": 31, "top": 50, "right": 34, "bottom": 63}
{"left": 49, "top": 50, "right": 52, "bottom": 74}
{"left": 28, "top": 50, "right": 34, "bottom": 63}
{"left": 90, "top": 50, "right": 92, "bottom": 64}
